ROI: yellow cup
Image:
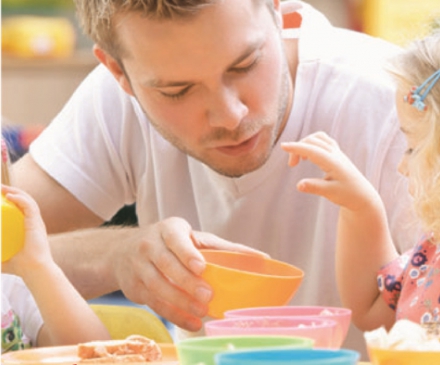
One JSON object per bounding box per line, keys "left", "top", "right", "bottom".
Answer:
{"left": 2, "top": 194, "right": 25, "bottom": 262}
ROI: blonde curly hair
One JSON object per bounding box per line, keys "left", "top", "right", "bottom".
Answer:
{"left": 74, "top": 0, "right": 274, "bottom": 60}
{"left": 388, "top": 30, "right": 440, "bottom": 241}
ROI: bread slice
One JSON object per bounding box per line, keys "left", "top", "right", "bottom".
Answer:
{"left": 78, "top": 335, "right": 162, "bottom": 362}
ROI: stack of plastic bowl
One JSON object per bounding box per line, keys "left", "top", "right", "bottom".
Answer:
{"left": 205, "top": 316, "right": 338, "bottom": 348}
{"left": 199, "top": 250, "right": 304, "bottom": 319}
{"left": 215, "top": 348, "right": 360, "bottom": 365}
{"left": 176, "top": 335, "right": 314, "bottom": 365}
{"left": 225, "top": 305, "right": 352, "bottom": 349}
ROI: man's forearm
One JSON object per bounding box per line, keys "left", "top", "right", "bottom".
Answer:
{"left": 49, "top": 226, "right": 140, "bottom": 299}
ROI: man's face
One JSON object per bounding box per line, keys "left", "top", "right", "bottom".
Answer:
{"left": 113, "top": 0, "right": 291, "bottom": 177}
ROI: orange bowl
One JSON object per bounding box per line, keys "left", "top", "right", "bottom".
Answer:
{"left": 368, "top": 346, "right": 440, "bottom": 365}
{"left": 200, "top": 250, "right": 304, "bottom": 319}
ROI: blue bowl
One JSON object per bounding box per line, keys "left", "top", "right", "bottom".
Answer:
{"left": 215, "top": 348, "right": 360, "bottom": 365}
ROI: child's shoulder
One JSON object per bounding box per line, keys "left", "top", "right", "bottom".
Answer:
{"left": 2, "top": 274, "right": 26, "bottom": 293}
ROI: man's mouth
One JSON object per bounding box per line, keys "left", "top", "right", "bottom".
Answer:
{"left": 215, "top": 132, "right": 260, "bottom": 156}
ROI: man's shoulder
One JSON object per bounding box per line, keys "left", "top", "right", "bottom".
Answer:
{"left": 298, "top": 2, "right": 402, "bottom": 75}
{"left": 331, "top": 28, "right": 401, "bottom": 64}
{"left": 84, "top": 64, "right": 126, "bottom": 92}
{"left": 72, "top": 63, "right": 144, "bottom": 122}
{"left": 300, "top": 27, "right": 401, "bottom": 95}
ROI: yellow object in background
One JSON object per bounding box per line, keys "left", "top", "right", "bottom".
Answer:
{"left": 89, "top": 304, "right": 174, "bottom": 343}
{"left": 2, "top": 15, "right": 76, "bottom": 58}
{"left": 2, "top": 194, "right": 25, "bottom": 262}
{"left": 362, "top": 0, "right": 440, "bottom": 45}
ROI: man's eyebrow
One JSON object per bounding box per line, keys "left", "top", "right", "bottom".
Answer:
{"left": 226, "top": 37, "right": 264, "bottom": 69}
{"left": 147, "top": 79, "right": 191, "bottom": 88}
{"left": 146, "top": 38, "right": 264, "bottom": 89}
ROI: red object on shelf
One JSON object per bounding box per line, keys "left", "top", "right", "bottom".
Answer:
{"left": 1, "top": 124, "right": 45, "bottom": 160}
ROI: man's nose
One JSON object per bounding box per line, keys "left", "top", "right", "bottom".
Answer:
{"left": 206, "top": 85, "right": 248, "bottom": 130}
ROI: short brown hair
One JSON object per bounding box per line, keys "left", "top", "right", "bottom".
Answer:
{"left": 74, "top": 0, "right": 274, "bottom": 60}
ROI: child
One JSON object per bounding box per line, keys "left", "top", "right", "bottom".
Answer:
{"left": 1, "top": 139, "right": 110, "bottom": 353}
{"left": 281, "top": 30, "right": 440, "bottom": 332}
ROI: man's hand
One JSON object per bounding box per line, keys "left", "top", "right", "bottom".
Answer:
{"left": 107, "top": 217, "right": 267, "bottom": 331}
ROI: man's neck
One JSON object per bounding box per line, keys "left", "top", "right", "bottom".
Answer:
{"left": 275, "top": 38, "right": 298, "bottom": 140}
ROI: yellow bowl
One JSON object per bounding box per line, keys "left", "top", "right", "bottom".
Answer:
{"left": 368, "top": 346, "right": 440, "bottom": 365}
{"left": 200, "top": 250, "right": 304, "bottom": 319}
{"left": 2, "top": 194, "right": 25, "bottom": 262}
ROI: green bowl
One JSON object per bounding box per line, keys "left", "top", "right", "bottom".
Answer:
{"left": 176, "top": 335, "right": 314, "bottom": 365}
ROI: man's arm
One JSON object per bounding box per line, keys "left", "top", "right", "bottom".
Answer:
{"left": 12, "top": 154, "right": 267, "bottom": 332}
{"left": 46, "top": 223, "right": 211, "bottom": 331}
{"left": 12, "top": 155, "right": 210, "bottom": 329}
{"left": 12, "top": 154, "right": 104, "bottom": 233}
{"left": 11, "top": 155, "right": 125, "bottom": 299}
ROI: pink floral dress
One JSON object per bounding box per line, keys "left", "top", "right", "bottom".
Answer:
{"left": 377, "top": 237, "right": 440, "bottom": 324}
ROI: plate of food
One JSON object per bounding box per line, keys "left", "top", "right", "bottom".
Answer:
{"left": 1, "top": 335, "right": 179, "bottom": 364}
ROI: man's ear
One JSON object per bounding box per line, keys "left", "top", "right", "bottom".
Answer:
{"left": 93, "top": 44, "right": 134, "bottom": 96}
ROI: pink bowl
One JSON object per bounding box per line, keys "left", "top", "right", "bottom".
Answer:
{"left": 204, "top": 316, "right": 338, "bottom": 349}
{"left": 224, "top": 306, "right": 352, "bottom": 349}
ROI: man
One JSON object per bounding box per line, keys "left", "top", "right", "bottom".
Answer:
{"left": 12, "top": 0, "right": 415, "bottom": 355}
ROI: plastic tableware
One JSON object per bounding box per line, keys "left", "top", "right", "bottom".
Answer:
{"left": 205, "top": 316, "right": 338, "bottom": 348}
{"left": 2, "top": 194, "right": 25, "bottom": 262}
{"left": 365, "top": 320, "right": 440, "bottom": 365}
{"left": 368, "top": 346, "right": 440, "bottom": 365}
{"left": 200, "top": 249, "right": 304, "bottom": 319}
{"left": 176, "top": 335, "right": 313, "bottom": 365}
{"left": 224, "top": 305, "right": 352, "bottom": 348}
{"left": 215, "top": 348, "right": 360, "bottom": 365}
{"left": 0, "top": 343, "right": 178, "bottom": 364}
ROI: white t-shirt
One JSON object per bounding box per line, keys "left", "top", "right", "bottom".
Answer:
{"left": 29, "top": 1, "right": 416, "bottom": 356}
{"left": 1, "top": 274, "right": 43, "bottom": 353}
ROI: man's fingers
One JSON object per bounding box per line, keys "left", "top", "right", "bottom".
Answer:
{"left": 125, "top": 260, "right": 209, "bottom": 321}
{"left": 191, "top": 231, "right": 269, "bottom": 257}
{"left": 133, "top": 291, "right": 204, "bottom": 332}
{"left": 159, "top": 217, "right": 206, "bottom": 275}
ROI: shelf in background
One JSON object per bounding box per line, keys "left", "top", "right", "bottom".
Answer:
{"left": 2, "top": 50, "right": 98, "bottom": 126}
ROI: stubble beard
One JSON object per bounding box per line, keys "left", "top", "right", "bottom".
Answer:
{"left": 138, "top": 59, "right": 291, "bottom": 178}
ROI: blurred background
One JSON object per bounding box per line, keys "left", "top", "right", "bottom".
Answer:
{"left": 1, "top": 0, "right": 439, "bottom": 347}
{"left": 2, "top": 0, "right": 440, "bottom": 131}
{"left": 1, "top": 0, "right": 439, "bottom": 288}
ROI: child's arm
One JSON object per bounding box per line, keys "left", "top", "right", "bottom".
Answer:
{"left": 281, "top": 132, "right": 399, "bottom": 330}
{"left": 1, "top": 185, "right": 110, "bottom": 346}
